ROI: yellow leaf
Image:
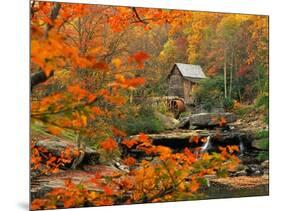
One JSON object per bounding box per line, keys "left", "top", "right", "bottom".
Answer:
{"left": 47, "top": 126, "right": 62, "bottom": 136}
{"left": 81, "top": 115, "right": 87, "bottom": 127}
{"left": 115, "top": 74, "right": 125, "bottom": 83}
{"left": 89, "top": 191, "right": 98, "bottom": 200}
{"left": 112, "top": 58, "right": 122, "bottom": 69}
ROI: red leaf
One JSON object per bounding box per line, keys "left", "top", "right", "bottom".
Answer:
{"left": 123, "top": 156, "right": 136, "bottom": 166}
{"left": 129, "top": 51, "right": 150, "bottom": 68}
{"left": 103, "top": 185, "right": 113, "bottom": 195}
{"left": 100, "top": 138, "right": 118, "bottom": 151}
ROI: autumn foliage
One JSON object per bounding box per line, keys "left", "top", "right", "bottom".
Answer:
{"left": 31, "top": 142, "right": 78, "bottom": 175}
{"left": 30, "top": 1, "right": 267, "bottom": 210}
{"left": 32, "top": 134, "right": 240, "bottom": 209}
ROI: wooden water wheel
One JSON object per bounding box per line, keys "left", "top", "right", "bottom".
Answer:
{"left": 169, "top": 98, "right": 185, "bottom": 118}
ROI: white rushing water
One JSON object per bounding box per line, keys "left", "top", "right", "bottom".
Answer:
{"left": 201, "top": 136, "right": 212, "bottom": 153}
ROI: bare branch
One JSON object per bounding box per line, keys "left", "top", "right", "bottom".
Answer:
{"left": 131, "top": 7, "right": 148, "bottom": 24}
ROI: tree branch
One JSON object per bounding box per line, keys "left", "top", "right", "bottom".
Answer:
{"left": 44, "top": 2, "right": 61, "bottom": 39}
{"left": 31, "top": 3, "right": 61, "bottom": 92}
{"left": 31, "top": 96, "right": 101, "bottom": 117}
{"left": 30, "top": 1, "right": 37, "bottom": 18}
{"left": 131, "top": 7, "right": 148, "bottom": 24}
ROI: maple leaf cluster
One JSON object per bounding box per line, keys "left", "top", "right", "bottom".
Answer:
{"left": 31, "top": 133, "right": 240, "bottom": 209}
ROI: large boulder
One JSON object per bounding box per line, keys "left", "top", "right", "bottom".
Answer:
{"left": 177, "top": 116, "right": 190, "bottom": 129}
{"left": 35, "top": 138, "right": 100, "bottom": 165}
{"left": 155, "top": 112, "right": 180, "bottom": 130}
{"left": 189, "top": 112, "right": 237, "bottom": 128}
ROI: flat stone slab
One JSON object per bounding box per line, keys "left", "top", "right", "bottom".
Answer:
{"left": 201, "top": 175, "right": 269, "bottom": 199}
{"left": 189, "top": 112, "right": 237, "bottom": 127}
{"left": 31, "top": 164, "right": 125, "bottom": 200}
{"left": 210, "top": 175, "right": 269, "bottom": 189}
{"left": 35, "top": 138, "right": 100, "bottom": 165}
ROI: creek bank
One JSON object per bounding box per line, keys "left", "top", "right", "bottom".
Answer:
{"left": 178, "top": 112, "right": 237, "bottom": 129}
{"left": 35, "top": 138, "right": 100, "bottom": 165}
{"left": 123, "top": 112, "right": 269, "bottom": 196}
{"left": 201, "top": 175, "right": 269, "bottom": 199}
{"left": 31, "top": 164, "right": 126, "bottom": 200}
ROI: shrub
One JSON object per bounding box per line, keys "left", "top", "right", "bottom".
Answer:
{"left": 254, "top": 130, "right": 269, "bottom": 161}
{"left": 194, "top": 76, "right": 224, "bottom": 111}
{"left": 156, "top": 101, "right": 170, "bottom": 115}
{"left": 223, "top": 97, "right": 234, "bottom": 110}
{"left": 113, "top": 104, "right": 164, "bottom": 135}
{"left": 255, "top": 93, "right": 269, "bottom": 109}
{"left": 255, "top": 93, "right": 269, "bottom": 124}
{"left": 257, "top": 151, "right": 269, "bottom": 161}
{"left": 255, "top": 130, "right": 269, "bottom": 140}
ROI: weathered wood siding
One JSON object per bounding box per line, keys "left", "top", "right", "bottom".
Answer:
{"left": 183, "top": 80, "right": 194, "bottom": 104}
{"left": 168, "top": 67, "right": 184, "bottom": 98}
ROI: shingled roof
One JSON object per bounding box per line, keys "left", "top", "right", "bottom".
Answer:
{"left": 172, "top": 63, "right": 206, "bottom": 79}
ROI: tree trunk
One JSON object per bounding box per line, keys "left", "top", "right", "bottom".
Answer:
{"left": 31, "top": 70, "right": 54, "bottom": 91}
{"left": 44, "top": 3, "right": 61, "bottom": 39}
{"left": 236, "top": 59, "right": 242, "bottom": 103}
{"left": 224, "top": 49, "right": 227, "bottom": 99}
{"left": 31, "top": 3, "right": 61, "bottom": 92}
{"left": 71, "top": 132, "right": 85, "bottom": 169}
{"left": 129, "top": 90, "right": 134, "bottom": 103}
{"left": 229, "top": 50, "right": 234, "bottom": 98}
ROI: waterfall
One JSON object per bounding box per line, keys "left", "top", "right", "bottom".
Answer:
{"left": 201, "top": 136, "right": 212, "bottom": 153}
{"left": 239, "top": 137, "right": 245, "bottom": 155}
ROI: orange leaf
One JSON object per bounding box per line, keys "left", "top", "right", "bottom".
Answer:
{"left": 103, "top": 185, "right": 113, "bottom": 195}
{"left": 123, "top": 156, "right": 136, "bottom": 166}
{"left": 122, "top": 139, "right": 138, "bottom": 149}
{"left": 100, "top": 138, "right": 118, "bottom": 151}
{"left": 47, "top": 126, "right": 62, "bottom": 136}
{"left": 189, "top": 180, "right": 200, "bottom": 193}
{"left": 190, "top": 135, "right": 199, "bottom": 144}
{"left": 227, "top": 145, "right": 240, "bottom": 153}
{"left": 88, "top": 94, "right": 97, "bottom": 102}
{"left": 64, "top": 198, "right": 75, "bottom": 208}
{"left": 138, "top": 133, "right": 150, "bottom": 143}
{"left": 125, "top": 77, "right": 145, "bottom": 88}
{"left": 46, "top": 156, "right": 57, "bottom": 166}
{"left": 67, "top": 85, "right": 87, "bottom": 101}
{"left": 183, "top": 148, "right": 196, "bottom": 163}
{"left": 201, "top": 137, "right": 207, "bottom": 143}
{"left": 112, "top": 127, "right": 126, "bottom": 137}
{"left": 31, "top": 199, "right": 48, "bottom": 210}
{"left": 129, "top": 51, "right": 150, "bottom": 68}
{"left": 219, "top": 117, "right": 227, "bottom": 127}
{"left": 91, "top": 106, "right": 103, "bottom": 116}
{"left": 155, "top": 146, "right": 172, "bottom": 159}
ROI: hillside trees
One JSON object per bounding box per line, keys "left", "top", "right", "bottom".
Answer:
{"left": 159, "top": 12, "right": 268, "bottom": 108}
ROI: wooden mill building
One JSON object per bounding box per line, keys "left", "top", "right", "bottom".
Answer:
{"left": 168, "top": 63, "right": 206, "bottom": 105}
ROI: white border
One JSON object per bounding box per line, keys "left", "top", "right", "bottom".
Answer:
{"left": 1, "top": 0, "right": 280, "bottom": 211}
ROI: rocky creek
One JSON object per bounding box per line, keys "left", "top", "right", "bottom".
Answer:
{"left": 31, "top": 112, "right": 269, "bottom": 201}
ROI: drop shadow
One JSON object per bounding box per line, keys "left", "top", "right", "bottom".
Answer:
{"left": 17, "top": 202, "right": 29, "bottom": 210}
